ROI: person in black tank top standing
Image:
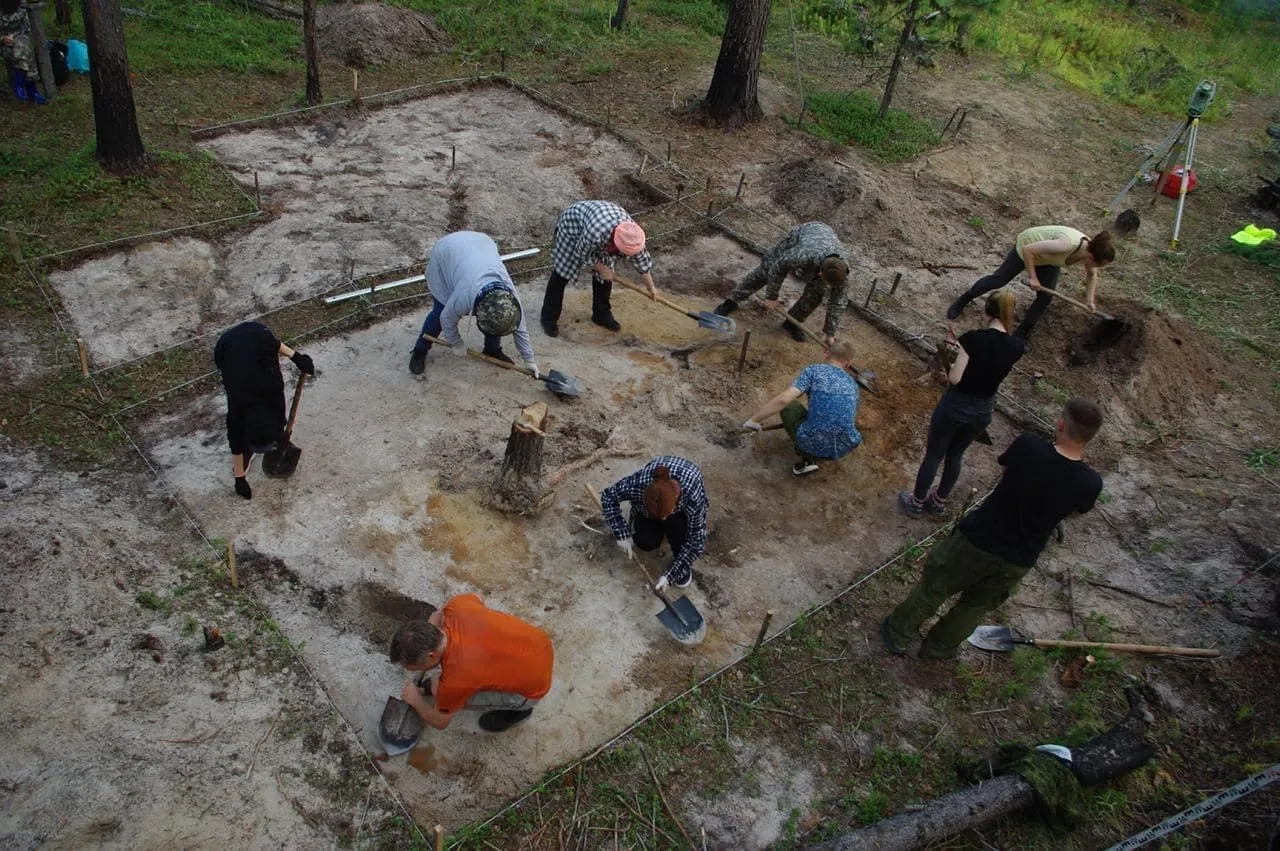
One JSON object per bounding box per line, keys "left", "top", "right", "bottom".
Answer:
{"left": 882, "top": 398, "right": 1104, "bottom": 660}
{"left": 900, "top": 290, "right": 1027, "bottom": 518}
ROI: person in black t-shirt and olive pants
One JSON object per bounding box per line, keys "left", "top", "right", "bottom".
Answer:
{"left": 882, "top": 398, "right": 1104, "bottom": 660}
{"left": 900, "top": 290, "right": 1026, "bottom": 517}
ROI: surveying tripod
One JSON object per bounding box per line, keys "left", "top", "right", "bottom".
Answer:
{"left": 1104, "top": 80, "right": 1216, "bottom": 250}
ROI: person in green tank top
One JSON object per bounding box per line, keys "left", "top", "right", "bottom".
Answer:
{"left": 945, "top": 225, "right": 1118, "bottom": 339}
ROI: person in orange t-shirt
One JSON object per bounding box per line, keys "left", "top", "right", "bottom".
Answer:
{"left": 389, "top": 594, "right": 554, "bottom": 733}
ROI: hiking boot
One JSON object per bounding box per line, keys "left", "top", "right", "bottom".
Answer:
{"left": 540, "top": 318, "right": 559, "bottom": 338}
{"left": 482, "top": 347, "right": 514, "bottom": 366}
{"left": 923, "top": 490, "right": 948, "bottom": 517}
{"left": 781, "top": 319, "right": 807, "bottom": 342}
{"left": 591, "top": 311, "right": 621, "bottom": 332}
{"left": 793, "top": 459, "right": 820, "bottom": 476}
{"left": 898, "top": 490, "right": 924, "bottom": 518}
{"left": 713, "top": 298, "right": 739, "bottom": 317}
{"left": 880, "top": 619, "right": 908, "bottom": 656}
{"left": 945, "top": 295, "right": 969, "bottom": 321}
{"left": 478, "top": 708, "right": 533, "bottom": 732}
{"left": 409, "top": 350, "right": 427, "bottom": 375}
{"left": 974, "top": 427, "right": 993, "bottom": 445}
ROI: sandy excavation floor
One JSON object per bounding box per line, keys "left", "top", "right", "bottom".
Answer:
{"left": 17, "top": 77, "right": 1279, "bottom": 844}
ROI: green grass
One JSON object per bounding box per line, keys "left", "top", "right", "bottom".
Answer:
{"left": 122, "top": 0, "right": 300, "bottom": 75}
{"left": 799, "top": 90, "right": 941, "bottom": 162}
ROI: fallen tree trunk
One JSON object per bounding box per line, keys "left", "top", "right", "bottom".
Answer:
{"left": 488, "top": 403, "right": 551, "bottom": 515}
{"left": 808, "top": 684, "right": 1155, "bottom": 850}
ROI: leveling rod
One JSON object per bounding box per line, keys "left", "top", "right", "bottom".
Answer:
{"left": 323, "top": 248, "right": 541, "bottom": 304}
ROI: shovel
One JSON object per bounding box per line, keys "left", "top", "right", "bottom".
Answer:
{"left": 377, "top": 673, "right": 429, "bottom": 756}
{"left": 423, "top": 335, "right": 583, "bottom": 398}
{"left": 586, "top": 484, "right": 706, "bottom": 645}
{"left": 1026, "top": 283, "right": 1130, "bottom": 334}
{"left": 754, "top": 299, "right": 876, "bottom": 392}
{"left": 966, "top": 625, "right": 1220, "bottom": 657}
{"left": 613, "top": 274, "right": 737, "bottom": 334}
{"left": 262, "top": 372, "right": 305, "bottom": 478}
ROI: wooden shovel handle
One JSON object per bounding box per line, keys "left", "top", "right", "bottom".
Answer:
{"left": 584, "top": 483, "right": 660, "bottom": 588}
{"left": 1023, "top": 283, "right": 1116, "bottom": 321}
{"left": 423, "top": 334, "right": 524, "bottom": 376}
{"left": 282, "top": 372, "right": 305, "bottom": 443}
{"left": 756, "top": 299, "right": 875, "bottom": 386}
{"left": 613, "top": 273, "right": 694, "bottom": 318}
{"left": 1029, "top": 638, "right": 1219, "bottom": 657}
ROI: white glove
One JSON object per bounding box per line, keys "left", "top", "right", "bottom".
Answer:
{"left": 653, "top": 575, "right": 669, "bottom": 592}
{"left": 742, "top": 419, "right": 763, "bottom": 432}
{"left": 523, "top": 361, "right": 540, "bottom": 379}
{"left": 615, "top": 537, "right": 634, "bottom": 559}
{"left": 450, "top": 341, "right": 468, "bottom": 358}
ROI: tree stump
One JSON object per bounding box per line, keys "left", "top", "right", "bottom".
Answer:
{"left": 488, "top": 403, "right": 550, "bottom": 515}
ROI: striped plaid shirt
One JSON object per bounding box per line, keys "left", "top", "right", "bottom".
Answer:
{"left": 550, "top": 201, "right": 655, "bottom": 282}
{"left": 601, "top": 455, "right": 709, "bottom": 577}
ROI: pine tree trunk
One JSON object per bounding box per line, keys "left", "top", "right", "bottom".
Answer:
{"left": 26, "top": 4, "right": 55, "bottom": 99}
{"left": 55, "top": 0, "right": 71, "bottom": 26}
{"left": 878, "top": 0, "right": 918, "bottom": 120}
{"left": 488, "top": 403, "right": 551, "bottom": 514}
{"left": 696, "top": 0, "right": 771, "bottom": 126}
{"left": 81, "top": 0, "right": 147, "bottom": 171}
{"left": 303, "top": 0, "right": 321, "bottom": 106}
{"left": 610, "top": 0, "right": 629, "bottom": 30}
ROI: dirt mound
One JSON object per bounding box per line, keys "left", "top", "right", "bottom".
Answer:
{"left": 316, "top": 3, "right": 452, "bottom": 69}
{"left": 770, "top": 159, "right": 863, "bottom": 222}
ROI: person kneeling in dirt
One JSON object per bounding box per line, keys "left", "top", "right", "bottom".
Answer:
{"left": 601, "top": 456, "right": 709, "bottom": 590}
{"left": 742, "top": 340, "right": 863, "bottom": 476}
{"left": 945, "top": 225, "right": 1119, "bottom": 339}
{"left": 214, "top": 321, "right": 314, "bottom": 500}
{"left": 390, "top": 594, "right": 554, "bottom": 733}
{"left": 714, "top": 222, "right": 852, "bottom": 344}
{"left": 880, "top": 398, "right": 1103, "bottom": 660}
{"left": 899, "top": 290, "right": 1027, "bottom": 517}
{"left": 409, "top": 231, "right": 538, "bottom": 377}
{"left": 539, "top": 200, "right": 658, "bottom": 337}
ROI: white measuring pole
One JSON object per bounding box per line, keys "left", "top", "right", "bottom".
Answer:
{"left": 323, "top": 248, "right": 540, "bottom": 304}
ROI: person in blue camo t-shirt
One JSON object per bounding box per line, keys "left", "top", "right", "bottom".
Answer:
{"left": 742, "top": 340, "right": 862, "bottom": 476}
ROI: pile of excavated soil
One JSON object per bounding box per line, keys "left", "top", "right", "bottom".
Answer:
{"left": 315, "top": 3, "right": 452, "bottom": 69}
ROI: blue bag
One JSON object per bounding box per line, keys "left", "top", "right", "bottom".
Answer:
{"left": 66, "top": 38, "right": 89, "bottom": 74}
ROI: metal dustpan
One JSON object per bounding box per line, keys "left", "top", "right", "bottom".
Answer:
{"left": 378, "top": 695, "right": 424, "bottom": 756}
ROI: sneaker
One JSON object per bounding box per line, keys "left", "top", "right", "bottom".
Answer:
{"left": 945, "top": 296, "right": 969, "bottom": 321}
{"left": 898, "top": 490, "right": 924, "bottom": 518}
{"left": 879, "top": 619, "right": 908, "bottom": 656}
{"left": 781, "top": 319, "right": 807, "bottom": 342}
{"left": 540, "top": 318, "right": 559, "bottom": 338}
{"left": 713, "top": 299, "right": 739, "bottom": 317}
{"left": 974, "top": 428, "right": 994, "bottom": 445}
{"left": 409, "top": 350, "right": 427, "bottom": 375}
{"left": 482, "top": 348, "right": 514, "bottom": 366}
{"left": 923, "top": 490, "right": 948, "bottom": 517}
{"left": 793, "top": 460, "right": 820, "bottom": 476}
{"left": 478, "top": 708, "right": 533, "bottom": 732}
{"left": 591, "top": 312, "right": 621, "bottom": 332}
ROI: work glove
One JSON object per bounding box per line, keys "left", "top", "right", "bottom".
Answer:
{"left": 742, "top": 419, "right": 763, "bottom": 432}
{"left": 451, "top": 341, "right": 469, "bottom": 358}
{"left": 615, "top": 537, "right": 634, "bottom": 559}
{"left": 654, "top": 574, "right": 669, "bottom": 592}
{"left": 290, "top": 351, "right": 315, "bottom": 376}
{"left": 234, "top": 476, "right": 252, "bottom": 500}
{"left": 523, "top": 361, "right": 540, "bottom": 380}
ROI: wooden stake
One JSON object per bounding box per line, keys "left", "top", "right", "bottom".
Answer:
{"left": 751, "top": 609, "right": 774, "bottom": 654}
{"left": 433, "top": 825, "right": 444, "bottom": 851}
{"left": 353, "top": 69, "right": 359, "bottom": 92}
{"left": 736, "top": 330, "right": 752, "bottom": 376}
{"left": 253, "top": 172, "right": 261, "bottom": 208}
{"left": 735, "top": 172, "right": 747, "bottom": 198}
{"left": 666, "top": 140, "right": 671, "bottom": 161}
{"left": 890, "top": 271, "right": 902, "bottom": 295}
{"left": 450, "top": 145, "right": 456, "bottom": 170}
{"left": 499, "top": 48, "right": 506, "bottom": 73}
{"left": 638, "top": 153, "right": 648, "bottom": 175}
{"left": 76, "top": 338, "right": 89, "bottom": 377}
{"left": 863, "top": 278, "right": 878, "bottom": 309}
{"left": 227, "top": 540, "right": 238, "bottom": 589}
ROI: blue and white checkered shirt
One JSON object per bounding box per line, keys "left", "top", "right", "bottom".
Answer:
{"left": 601, "top": 455, "right": 708, "bottom": 577}
{"left": 550, "top": 201, "right": 655, "bottom": 282}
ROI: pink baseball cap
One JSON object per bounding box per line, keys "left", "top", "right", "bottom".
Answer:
{"left": 611, "top": 221, "right": 646, "bottom": 256}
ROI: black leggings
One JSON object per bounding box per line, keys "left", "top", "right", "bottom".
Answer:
{"left": 912, "top": 391, "right": 993, "bottom": 501}
{"left": 634, "top": 511, "right": 688, "bottom": 554}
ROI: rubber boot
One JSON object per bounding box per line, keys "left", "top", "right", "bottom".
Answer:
{"left": 12, "top": 70, "right": 30, "bottom": 102}
{"left": 591, "top": 276, "right": 620, "bottom": 331}
{"left": 24, "top": 77, "right": 47, "bottom": 105}
{"left": 540, "top": 272, "right": 568, "bottom": 337}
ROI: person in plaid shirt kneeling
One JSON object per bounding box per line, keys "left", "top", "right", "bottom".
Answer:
{"left": 600, "top": 456, "right": 709, "bottom": 590}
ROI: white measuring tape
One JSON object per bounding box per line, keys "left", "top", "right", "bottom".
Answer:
{"left": 1106, "top": 763, "right": 1280, "bottom": 850}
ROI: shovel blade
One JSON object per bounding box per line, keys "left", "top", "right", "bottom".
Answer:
{"left": 655, "top": 593, "right": 706, "bottom": 644}
{"left": 378, "top": 696, "right": 424, "bottom": 755}
{"left": 262, "top": 442, "right": 302, "bottom": 478}
{"left": 542, "top": 369, "right": 584, "bottom": 397}
{"left": 695, "top": 312, "right": 736, "bottom": 334}
{"left": 966, "top": 624, "right": 1017, "bottom": 652}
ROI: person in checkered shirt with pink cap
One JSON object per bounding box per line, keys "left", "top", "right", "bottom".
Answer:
{"left": 539, "top": 200, "right": 659, "bottom": 337}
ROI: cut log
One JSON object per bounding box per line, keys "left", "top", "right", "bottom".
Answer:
{"left": 807, "top": 684, "right": 1155, "bottom": 850}
{"left": 487, "top": 403, "right": 551, "bottom": 515}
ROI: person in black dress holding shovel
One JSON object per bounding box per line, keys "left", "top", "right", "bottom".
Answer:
{"left": 899, "top": 290, "right": 1026, "bottom": 517}
{"left": 214, "top": 322, "right": 314, "bottom": 500}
